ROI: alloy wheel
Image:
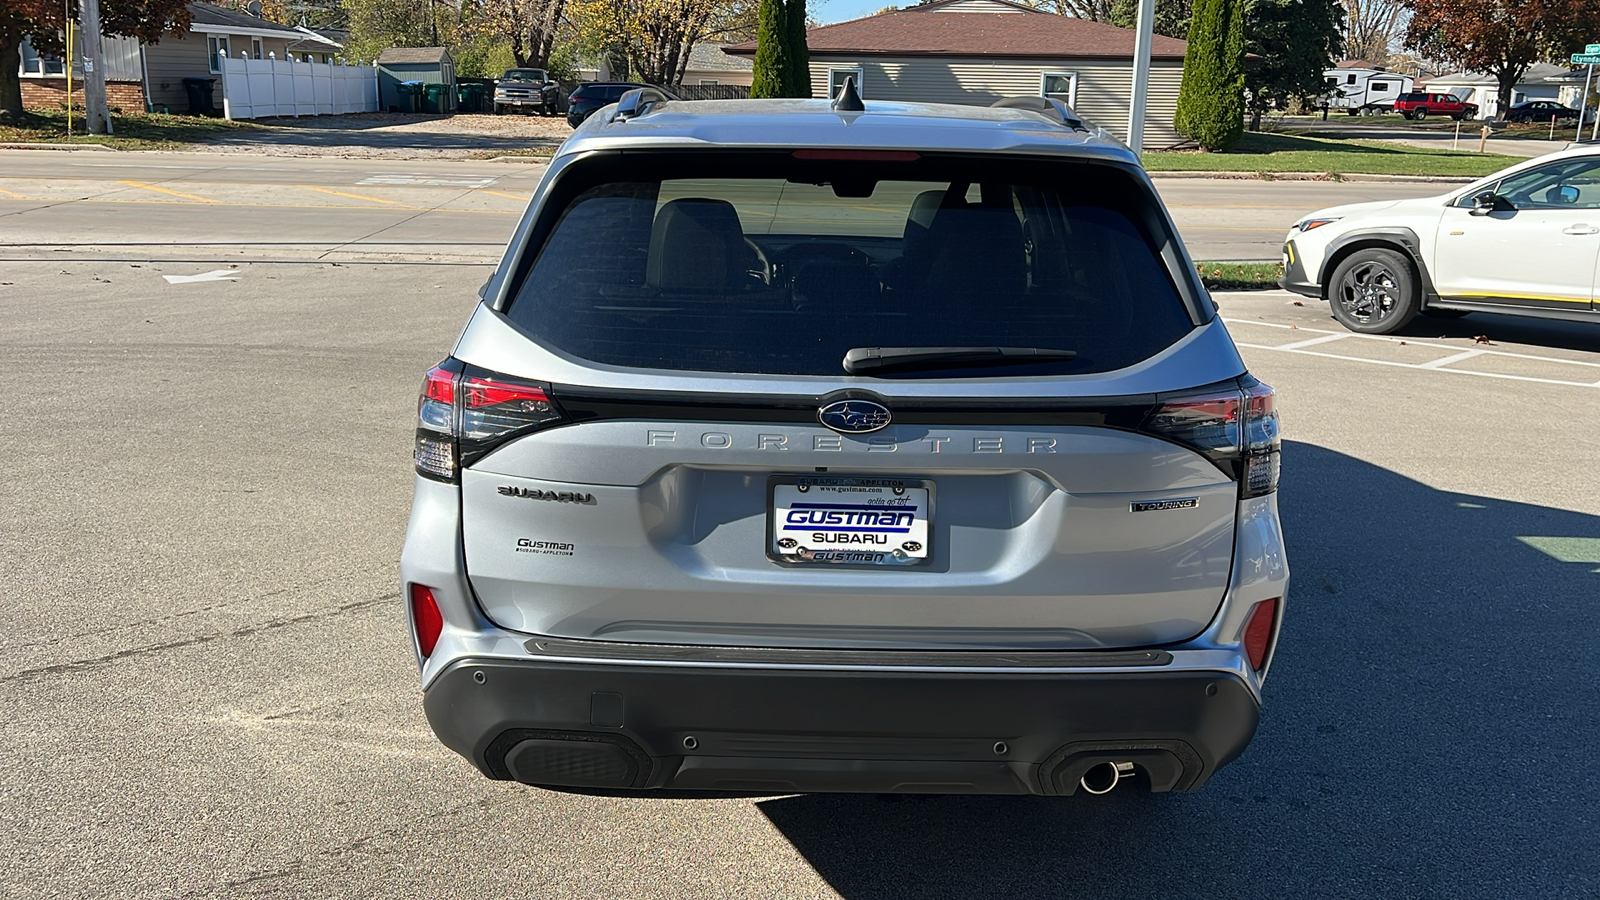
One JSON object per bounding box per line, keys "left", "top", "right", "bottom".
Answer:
{"left": 1337, "top": 261, "right": 1402, "bottom": 325}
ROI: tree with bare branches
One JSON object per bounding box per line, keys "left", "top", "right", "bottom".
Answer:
{"left": 1340, "top": 0, "right": 1404, "bottom": 63}
{"left": 461, "top": 0, "right": 567, "bottom": 68}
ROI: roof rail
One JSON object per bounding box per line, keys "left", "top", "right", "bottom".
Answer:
{"left": 615, "top": 87, "right": 671, "bottom": 121}
{"left": 990, "top": 96, "right": 1089, "bottom": 132}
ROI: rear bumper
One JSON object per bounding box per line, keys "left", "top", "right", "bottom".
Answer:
{"left": 422, "top": 649, "right": 1260, "bottom": 795}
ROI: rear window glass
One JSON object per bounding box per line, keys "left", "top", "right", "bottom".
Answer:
{"left": 1398, "top": 93, "right": 1426, "bottom": 101}
{"left": 504, "top": 153, "right": 1196, "bottom": 377}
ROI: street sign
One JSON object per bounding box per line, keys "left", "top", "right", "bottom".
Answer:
{"left": 1574, "top": 53, "right": 1600, "bottom": 64}
{"left": 1587, "top": 43, "right": 1600, "bottom": 54}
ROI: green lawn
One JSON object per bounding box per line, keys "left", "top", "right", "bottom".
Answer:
{"left": 0, "top": 109, "right": 263, "bottom": 150}
{"left": 1143, "top": 131, "right": 1522, "bottom": 177}
{"left": 1196, "top": 261, "right": 1283, "bottom": 291}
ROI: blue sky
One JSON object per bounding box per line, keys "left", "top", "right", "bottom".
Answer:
{"left": 812, "top": 0, "right": 894, "bottom": 25}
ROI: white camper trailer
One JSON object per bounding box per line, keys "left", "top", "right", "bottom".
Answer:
{"left": 1323, "top": 67, "right": 1415, "bottom": 114}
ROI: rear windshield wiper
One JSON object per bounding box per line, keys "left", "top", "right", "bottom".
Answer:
{"left": 842, "top": 346, "right": 1077, "bottom": 375}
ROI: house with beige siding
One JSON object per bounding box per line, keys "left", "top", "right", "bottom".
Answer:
{"left": 16, "top": 1, "right": 339, "bottom": 115}
{"left": 724, "top": 0, "right": 1190, "bottom": 150}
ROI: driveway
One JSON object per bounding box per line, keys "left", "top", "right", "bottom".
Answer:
{"left": 193, "top": 112, "right": 572, "bottom": 159}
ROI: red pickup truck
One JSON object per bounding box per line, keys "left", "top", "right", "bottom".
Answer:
{"left": 1394, "top": 92, "right": 1479, "bottom": 121}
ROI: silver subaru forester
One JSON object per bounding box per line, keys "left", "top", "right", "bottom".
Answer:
{"left": 401, "top": 86, "right": 1287, "bottom": 797}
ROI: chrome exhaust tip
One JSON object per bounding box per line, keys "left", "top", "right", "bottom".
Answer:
{"left": 1079, "top": 761, "right": 1135, "bottom": 795}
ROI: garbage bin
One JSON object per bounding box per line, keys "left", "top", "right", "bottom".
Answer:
{"left": 422, "top": 83, "right": 447, "bottom": 114}
{"left": 395, "top": 81, "right": 424, "bottom": 113}
{"left": 457, "top": 82, "right": 485, "bottom": 113}
{"left": 181, "top": 77, "right": 217, "bottom": 116}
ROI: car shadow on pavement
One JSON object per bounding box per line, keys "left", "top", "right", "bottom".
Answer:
{"left": 1401, "top": 310, "right": 1600, "bottom": 355}
{"left": 757, "top": 440, "right": 1600, "bottom": 898}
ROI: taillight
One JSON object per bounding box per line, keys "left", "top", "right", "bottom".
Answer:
{"left": 410, "top": 584, "right": 444, "bottom": 658}
{"left": 1242, "top": 597, "right": 1279, "bottom": 671}
{"left": 1140, "top": 377, "right": 1280, "bottom": 498}
{"left": 1241, "top": 379, "right": 1281, "bottom": 498}
{"left": 414, "top": 360, "right": 565, "bottom": 482}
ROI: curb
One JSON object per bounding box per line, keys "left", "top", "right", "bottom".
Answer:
{"left": 0, "top": 142, "right": 114, "bottom": 151}
{"left": 1148, "top": 170, "right": 1475, "bottom": 184}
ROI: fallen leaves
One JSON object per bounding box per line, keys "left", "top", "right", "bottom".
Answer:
{"left": 1291, "top": 300, "right": 1304, "bottom": 307}
{"left": 1474, "top": 334, "right": 1494, "bottom": 345}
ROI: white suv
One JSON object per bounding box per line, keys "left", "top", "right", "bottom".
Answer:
{"left": 401, "top": 87, "right": 1287, "bottom": 798}
{"left": 1281, "top": 146, "right": 1600, "bottom": 333}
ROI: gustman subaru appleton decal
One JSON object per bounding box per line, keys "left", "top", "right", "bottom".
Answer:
{"left": 770, "top": 477, "right": 930, "bottom": 566}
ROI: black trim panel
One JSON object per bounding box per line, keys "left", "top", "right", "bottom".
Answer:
{"left": 526, "top": 637, "right": 1173, "bottom": 667}
{"left": 1426, "top": 298, "right": 1599, "bottom": 322}
{"left": 422, "top": 657, "right": 1260, "bottom": 794}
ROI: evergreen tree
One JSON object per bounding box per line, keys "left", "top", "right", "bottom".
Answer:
{"left": 1243, "top": 0, "right": 1342, "bottom": 130}
{"left": 784, "top": 0, "right": 810, "bottom": 97}
{"left": 1173, "top": 0, "right": 1246, "bottom": 150}
{"left": 751, "top": 0, "right": 788, "bottom": 98}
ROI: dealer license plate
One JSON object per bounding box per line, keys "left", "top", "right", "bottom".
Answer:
{"left": 769, "top": 477, "right": 931, "bottom": 566}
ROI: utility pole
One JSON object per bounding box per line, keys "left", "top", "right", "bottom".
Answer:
{"left": 80, "top": 0, "right": 112, "bottom": 134}
{"left": 1126, "top": 0, "right": 1154, "bottom": 154}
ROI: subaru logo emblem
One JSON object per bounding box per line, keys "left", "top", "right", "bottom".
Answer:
{"left": 818, "top": 399, "right": 892, "bottom": 434}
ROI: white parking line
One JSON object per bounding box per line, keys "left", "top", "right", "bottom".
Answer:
{"left": 1417, "top": 348, "right": 1488, "bottom": 369}
{"left": 1275, "top": 333, "right": 1352, "bottom": 351}
{"left": 1224, "top": 318, "right": 1600, "bottom": 389}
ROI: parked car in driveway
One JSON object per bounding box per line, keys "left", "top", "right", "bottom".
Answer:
{"left": 1281, "top": 145, "right": 1600, "bottom": 333}
{"left": 565, "top": 82, "right": 677, "bottom": 127}
{"left": 402, "top": 88, "right": 1288, "bottom": 798}
{"left": 1394, "top": 91, "right": 1478, "bottom": 121}
{"left": 494, "top": 68, "right": 562, "bottom": 116}
{"left": 1505, "top": 101, "right": 1581, "bottom": 124}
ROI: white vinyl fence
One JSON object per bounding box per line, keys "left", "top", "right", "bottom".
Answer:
{"left": 219, "top": 55, "right": 378, "bottom": 120}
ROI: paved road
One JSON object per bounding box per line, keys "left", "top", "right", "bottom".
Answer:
{"left": 0, "top": 149, "right": 1455, "bottom": 263}
{"left": 3, "top": 203, "right": 1599, "bottom": 900}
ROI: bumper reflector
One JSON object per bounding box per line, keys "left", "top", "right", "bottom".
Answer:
{"left": 1243, "top": 598, "right": 1279, "bottom": 671}
{"left": 410, "top": 584, "right": 444, "bottom": 658}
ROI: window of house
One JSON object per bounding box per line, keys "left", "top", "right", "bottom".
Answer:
{"left": 829, "top": 66, "right": 863, "bottom": 99}
{"left": 700, "top": 79, "right": 719, "bottom": 86}
{"left": 208, "top": 36, "right": 230, "bottom": 73}
{"left": 252, "top": 38, "right": 263, "bottom": 60}
{"left": 1041, "top": 72, "right": 1078, "bottom": 106}
{"left": 18, "top": 37, "right": 66, "bottom": 77}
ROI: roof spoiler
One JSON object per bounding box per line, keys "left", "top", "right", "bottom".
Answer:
{"left": 615, "top": 87, "right": 671, "bottom": 121}
{"left": 990, "top": 96, "right": 1089, "bottom": 132}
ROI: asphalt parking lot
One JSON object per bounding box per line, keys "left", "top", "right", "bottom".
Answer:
{"left": 3, "top": 152, "right": 1599, "bottom": 898}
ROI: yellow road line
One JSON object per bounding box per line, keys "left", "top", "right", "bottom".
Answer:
{"left": 0, "top": 186, "right": 27, "bottom": 198}
{"left": 477, "top": 189, "right": 531, "bottom": 202}
{"left": 298, "top": 185, "right": 401, "bottom": 205}
{"left": 1442, "top": 292, "right": 1592, "bottom": 305}
{"left": 117, "top": 180, "right": 216, "bottom": 203}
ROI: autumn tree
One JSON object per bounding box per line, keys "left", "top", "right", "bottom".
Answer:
{"left": 1243, "top": 0, "right": 1343, "bottom": 129}
{"left": 569, "top": 0, "right": 742, "bottom": 85}
{"left": 1406, "top": 0, "right": 1600, "bottom": 118}
{"left": 1340, "top": 0, "right": 1404, "bottom": 63}
{"left": 460, "top": 0, "right": 568, "bottom": 68}
{"left": 1174, "top": 0, "right": 1245, "bottom": 150}
{"left": 2, "top": 0, "right": 191, "bottom": 121}
{"left": 343, "top": 0, "right": 458, "bottom": 61}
